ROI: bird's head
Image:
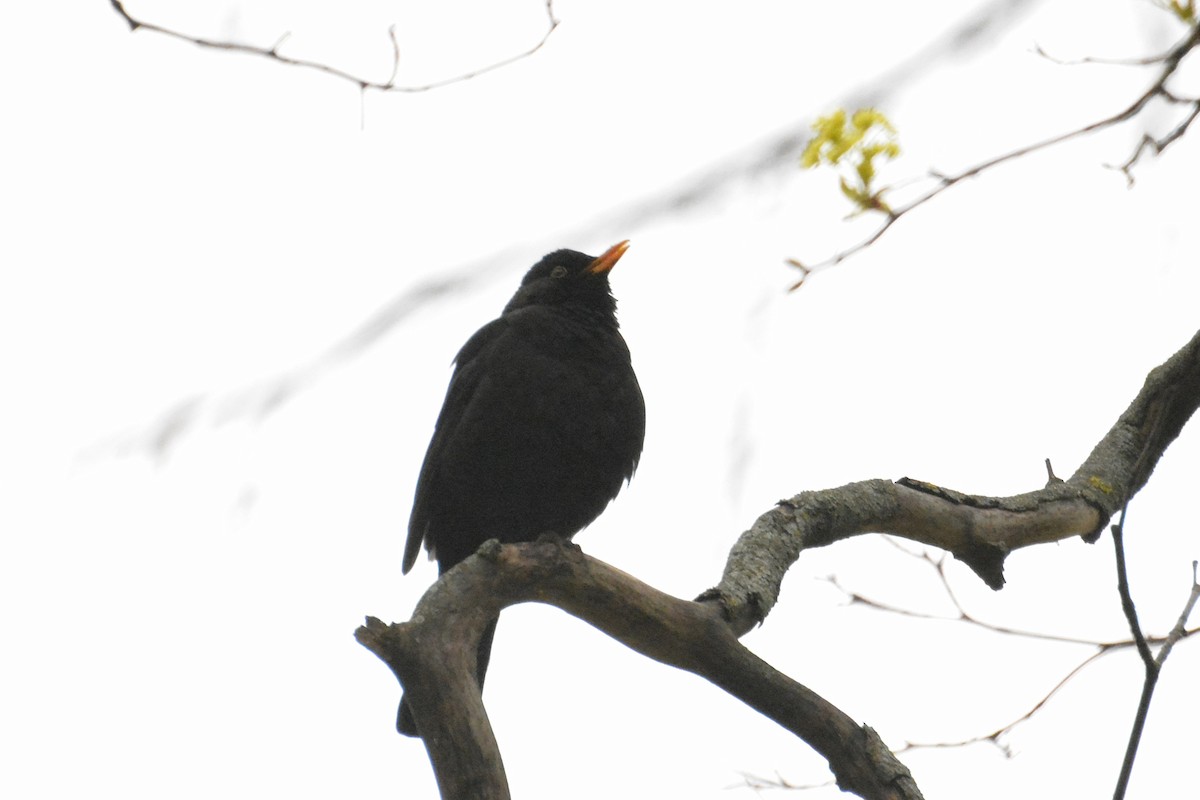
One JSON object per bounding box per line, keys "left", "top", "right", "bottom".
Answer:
{"left": 504, "top": 241, "right": 631, "bottom": 316}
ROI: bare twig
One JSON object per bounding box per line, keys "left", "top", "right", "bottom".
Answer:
{"left": 900, "top": 649, "right": 1110, "bottom": 756}
{"left": 1157, "top": 560, "right": 1200, "bottom": 664}
{"left": 108, "top": 0, "right": 560, "bottom": 93}
{"left": 1110, "top": 509, "right": 1200, "bottom": 800}
{"left": 1111, "top": 509, "right": 1154, "bottom": 664}
{"left": 824, "top": 568, "right": 1113, "bottom": 647}
{"left": 1031, "top": 41, "right": 1176, "bottom": 67}
{"left": 734, "top": 771, "right": 836, "bottom": 792}
{"left": 385, "top": 25, "right": 401, "bottom": 88}
{"left": 824, "top": 544, "right": 1198, "bottom": 757}
{"left": 1110, "top": 512, "right": 1154, "bottom": 800}
{"left": 1108, "top": 95, "right": 1200, "bottom": 185}
{"left": 790, "top": 22, "right": 1200, "bottom": 281}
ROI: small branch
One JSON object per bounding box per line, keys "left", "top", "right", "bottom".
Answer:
{"left": 824, "top": 570, "right": 1115, "bottom": 647}
{"left": 851, "top": 595, "right": 1193, "bottom": 756}
{"left": 791, "top": 22, "right": 1200, "bottom": 278}
{"left": 829, "top": 547, "right": 1198, "bottom": 756}
{"left": 108, "top": 0, "right": 561, "bottom": 94}
{"left": 736, "top": 771, "right": 836, "bottom": 791}
{"left": 1110, "top": 514, "right": 1157, "bottom": 800}
{"left": 901, "top": 649, "right": 1110, "bottom": 756}
{"left": 1111, "top": 510, "right": 1154, "bottom": 666}
{"left": 1156, "top": 560, "right": 1200, "bottom": 666}
{"left": 1111, "top": 518, "right": 1200, "bottom": 800}
{"left": 1031, "top": 41, "right": 1176, "bottom": 67}
{"left": 385, "top": 25, "right": 401, "bottom": 88}
{"left": 1107, "top": 98, "right": 1200, "bottom": 185}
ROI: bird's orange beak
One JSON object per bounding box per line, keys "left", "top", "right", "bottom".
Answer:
{"left": 587, "top": 240, "right": 631, "bottom": 275}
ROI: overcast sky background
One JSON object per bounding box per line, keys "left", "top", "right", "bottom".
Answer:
{"left": 3, "top": 1, "right": 1199, "bottom": 798}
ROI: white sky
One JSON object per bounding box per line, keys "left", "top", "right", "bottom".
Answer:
{"left": 3, "top": 1, "right": 1198, "bottom": 798}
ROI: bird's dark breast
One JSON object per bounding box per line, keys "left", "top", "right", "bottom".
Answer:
{"left": 421, "top": 308, "right": 644, "bottom": 569}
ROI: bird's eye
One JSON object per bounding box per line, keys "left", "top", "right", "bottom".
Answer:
{"left": 550, "top": 265, "right": 568, "bottom": 278}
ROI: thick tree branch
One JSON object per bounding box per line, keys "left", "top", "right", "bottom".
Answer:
{"left": 708, "top": 326, "right": 1200, "bottom": 633}
{"left": 357, "top": 540, "right": 923, "bottom": 800}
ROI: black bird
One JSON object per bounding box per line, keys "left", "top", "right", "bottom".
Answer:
{"left": 397, "top": 241, "right": 645, "bottom": 737}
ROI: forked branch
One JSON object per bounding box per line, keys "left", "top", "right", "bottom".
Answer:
{"left": 1110, "top": 513, "right": 1200, "bottom": 800}
{"left": 357, "top": 540, "right": 923, "bottom": 800}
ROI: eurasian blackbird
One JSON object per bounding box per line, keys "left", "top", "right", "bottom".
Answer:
{"left": 396, "top": 241, "right": 645, "bottom": 737}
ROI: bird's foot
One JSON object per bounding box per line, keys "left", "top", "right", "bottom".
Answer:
{"left": 535, "top": 531, "right": 580, "bottom": 553}
{"left": 476, "top": 538, "right": 504, "bottom": 562}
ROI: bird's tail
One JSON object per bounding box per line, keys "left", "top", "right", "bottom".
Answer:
{"left": 396, "top": 617, "right": 499, "bottom": 737}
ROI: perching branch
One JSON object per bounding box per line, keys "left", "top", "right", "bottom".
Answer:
{"left": 788, "top": 20, "right": 1200, "bottom": 283}
{"left": 107, "top": 0, "right": 560, "bottom": 94}
{"left": 356, "top": 539, "right": 924, "bottom": 800}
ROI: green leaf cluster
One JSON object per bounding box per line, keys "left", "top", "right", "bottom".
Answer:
{"left": 1162, "top": 0, "right": 1196, "bottom": 23}
{"left": 800, "top": 108, "right": 901, "bottom": 215}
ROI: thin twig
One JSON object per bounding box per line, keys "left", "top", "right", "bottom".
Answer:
{"left": 1109, "top": 508, "right": 1200, "bottom": 800}
{"left": 1155, "top": 560, "right": 1200, "bottom": 666}
{"left": 108, "top": 0, "right": 561, "bottom": 94}
{"left": 790, "top": 22, "right": 1200, "bottom": 281}
{"left": 385, "top": 25, "right": 401, "bottom": 88}
{"left": 1031, "top": 41, "right": 1177, "bottom": 67}
{"left": 1110, "top": 515, "right": 1154, "bottom": 800}
{"left": 824, "top": 533, "right": 1200, "bottom": 760}
{"left": 1108, "top": 99, "right": 1200, "bottom": 185}
{"left": 824, "top": 571, "right": 1120, "bottom": 647}
{"left": 1111, "top": 511, "right": 1154, "bottom": 663}
{"left": 899, "top": 648, "right": 1112, "bottom": 755}
{"left": 733, "top": 771, "right": 835, "bottom": 792}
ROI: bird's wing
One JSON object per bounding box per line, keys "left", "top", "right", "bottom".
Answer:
{"left": 402, "top": 317, "right": 508, "bottom": 574}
